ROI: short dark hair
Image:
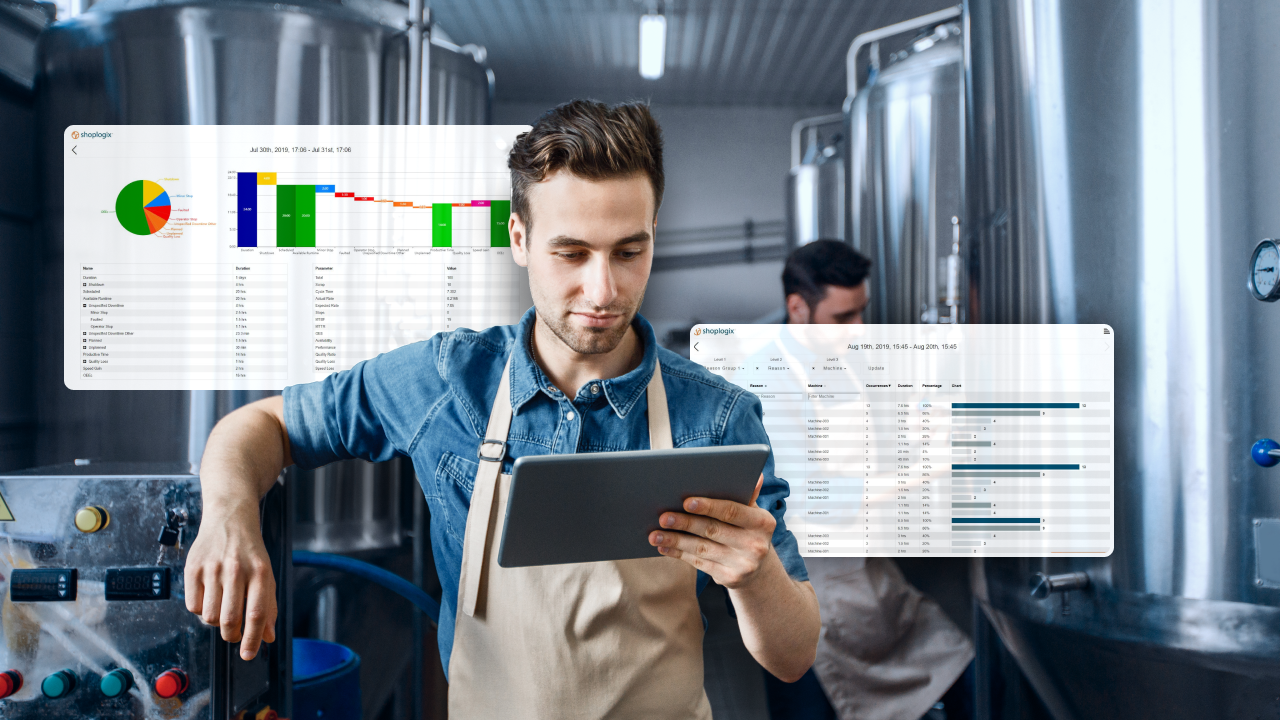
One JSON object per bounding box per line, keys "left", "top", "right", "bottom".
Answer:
{"left": 508, "top": 100, "right": 664, "bottom": 231}
{"left": 782, "top": 239, "right": 872, "bottom": 309}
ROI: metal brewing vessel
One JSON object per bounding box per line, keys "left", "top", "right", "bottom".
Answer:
{"left": 961, "top": 0, "right": 1280, "bottom": 717}
{"left": 786, "top": 113, "right": 845, "bottom": 249}
{"left": 34, "top": 0, "right": 493, "bottom": 552}
{"left": 0, "top": 1, "right": 52, "bottom": 473}
{"left": 845, "top": 15, "right": 965, "bottom": 325}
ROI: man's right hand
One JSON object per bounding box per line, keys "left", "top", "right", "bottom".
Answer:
{"left": 185, "top": 507, "right": 278, "bottom": 660}
{"left": 185, "top": 396, "right": 293, "bottom": 661}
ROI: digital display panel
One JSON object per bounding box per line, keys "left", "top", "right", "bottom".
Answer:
{"left": 105, "top": 567, "right": 170, "bottom": 601}
{"left": 10, "top": 568, "right": 78, "bottom": 602}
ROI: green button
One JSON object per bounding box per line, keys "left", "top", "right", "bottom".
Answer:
{"left": 100, "top": 668, "right": 133, "bottom": 698}
{"left": 41, "top": 669, "right": 76, "bottom": 698}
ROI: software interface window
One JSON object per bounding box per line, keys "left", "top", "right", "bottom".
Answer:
{"left": 65, "top": 125, "right": 528, "bottom": 390}
{"left": 691, "top": 324, "right": 1114, "bottom": 558}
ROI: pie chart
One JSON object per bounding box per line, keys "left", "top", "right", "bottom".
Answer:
{"left": 116, "top": 180, "right": 172, "bottom": 235}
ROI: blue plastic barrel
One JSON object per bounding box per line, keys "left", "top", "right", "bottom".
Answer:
{"left": 293, "top": 638, "right": 361, "bottom": 720}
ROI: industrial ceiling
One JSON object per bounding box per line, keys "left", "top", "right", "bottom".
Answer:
{"left": 432, "top": 0, "right": 957, "bottom": 106}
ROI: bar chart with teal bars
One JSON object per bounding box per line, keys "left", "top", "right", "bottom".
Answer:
{"left": 692, "top": 324, "right": 1115, "bottom": 558}
{"left": 235, "top": 172, "right": 511, "bottom": 249}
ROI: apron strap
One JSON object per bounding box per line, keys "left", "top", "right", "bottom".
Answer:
{"left": 647, "top": 358, "right": 673, "bottom": 450}
{"left": 459, "top": 355, "right": 672, "bottom": 616}
{"left": 460, "top": 359, "right": 514, "bottom": 617}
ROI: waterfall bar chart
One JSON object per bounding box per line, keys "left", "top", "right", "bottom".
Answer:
{"left": 64, "top": 125, "right": 530, "bottom": 390}
{"left": 235, "top": 172, "right": 511, "bottom": 248}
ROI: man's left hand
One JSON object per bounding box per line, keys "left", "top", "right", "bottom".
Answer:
{"left": 648, "top": 474, "right": 778, "bottom": 589}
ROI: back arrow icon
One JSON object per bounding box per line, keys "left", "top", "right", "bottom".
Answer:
{"left": 693, "top": 342, "right": 700, "bottom": 352}
{"left": 72, "top": 146, "right": 77, "bottom": 155}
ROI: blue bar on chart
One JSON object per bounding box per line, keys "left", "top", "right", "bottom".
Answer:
{"left": 952, "top": 403, "right": 1081, "bottom": 409}
{"left": 315, "top": 185, "right": 335, "bottom": 193}
{"left": 237, "top": 172, "right": 257, "bottom": 247}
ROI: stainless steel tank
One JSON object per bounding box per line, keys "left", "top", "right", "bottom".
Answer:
{"left": 961, "top": 0, "right": 1280, "bottom": 717}
{"left": 0, "top": 1, "right": 53, "bottom": 473}
{"left": 294, "top": 456, "right": 406, "bottom": 553}
{"left": 786, "top": 113, "right": 845, "bottom": 249}
{"left": 33, "top": 0, "right": 493, "bottom": 553}
{"left": 845, "top": 12, "right": 966, "bottom": 325}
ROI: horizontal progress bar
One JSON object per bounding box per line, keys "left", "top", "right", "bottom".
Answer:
{"left": 951, "top": 526, "right": 1041, "bottom": 532}
{"left": 953, "top": 464, "right": 1080, "bottom": 470}
{"left": 952, "top": 518, "right": 1040, "bottom": 524}
{"left": 953, "top": 410, "right": 1042, "bottom": 416}
{"left": 952, "top": 403, "right": 1081, "bottom": 409}
{"left": 953, "top": 441, "right": 991, "bottom": 447}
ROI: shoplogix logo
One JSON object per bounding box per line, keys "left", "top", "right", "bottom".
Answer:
{"left": 71, "top": 130, "right": 112, "bottom": 139}
{"left": 694, "top": 327, "right": 734, "bottom": 336}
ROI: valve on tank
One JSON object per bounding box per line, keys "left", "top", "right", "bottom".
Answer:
{"left": 41, "top": 669, "right": 77, "bottom": 699}
{"left": 0, "top": 670, "right": 23, "bottom": 699}
{"left": 100, "top": 668, "right": 133, "bottom": 698}
{"left": 153, "top": 669, "right": 189, "bottom": 699}
{"left": 1252, "top": 438, "right": 1280, "bottom": 467}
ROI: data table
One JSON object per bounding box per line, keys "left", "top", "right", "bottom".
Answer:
{"left": 65, "top": 126, "right": 529, "bottom": 390}
{"left": 691, "top": 324, "right": 1114, "bottom": 557}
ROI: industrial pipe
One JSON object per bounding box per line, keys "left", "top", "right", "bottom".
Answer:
{"left": 790, "top": 113, "right": 844, "bottom": 168}
{"left": 845, "top": 5, "right": 962, "bottom": 97}
{"left": 292, "top": 551, "right": 441, "bottom": 626}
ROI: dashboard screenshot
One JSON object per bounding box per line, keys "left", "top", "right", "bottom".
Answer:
{"left": 65, "top": 125, "right": 528, "bottom": 390}
{"left": 691, "top": 324, "right": 1114, "bottom": 557}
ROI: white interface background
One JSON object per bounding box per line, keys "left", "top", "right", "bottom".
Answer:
{"left": 691, "top": 325, "right": 1114, "bottom": 557}
{"left": 65, "top": 125, "right": 530, "bottom": 390}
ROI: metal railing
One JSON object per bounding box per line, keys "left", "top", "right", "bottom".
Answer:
{"left": 652, "top": 219, "right": 786, "bottom": 271}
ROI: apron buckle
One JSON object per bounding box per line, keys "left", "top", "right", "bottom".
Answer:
{"left": 477, "top": 439, "right": 507, "bottom": 462}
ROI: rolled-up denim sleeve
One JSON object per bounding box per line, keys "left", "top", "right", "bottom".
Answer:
{"left": 283, "top": 336, "right": 444, "bottom": 470}
{"left": 723, "top": 390, "right": 809, "bottom": 583}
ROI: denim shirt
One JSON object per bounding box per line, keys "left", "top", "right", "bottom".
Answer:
{"left": 284, "top": 307, "right": 808, "bottom": 675}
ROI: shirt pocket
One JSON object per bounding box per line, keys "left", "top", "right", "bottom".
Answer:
{"left": 435, "top": 450, "right": 479, "bottom": 542}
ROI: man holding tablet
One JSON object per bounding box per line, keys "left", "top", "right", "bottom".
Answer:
{"left": 184, "top": 100, "right": 819, "bottom": 718}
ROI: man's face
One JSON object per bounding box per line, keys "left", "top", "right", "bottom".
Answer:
{"left": 510, "top": 170, "right": 655, "bottom": 355}
{"left": 786, "top": 282, "right": 869, "bottom": 325}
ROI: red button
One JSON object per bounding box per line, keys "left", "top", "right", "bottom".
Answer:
{"left": 0, "top": 670, "right": 23, "bottom": 699}
{"left": 153, "top": 669, "right": 188, "bottom": 699}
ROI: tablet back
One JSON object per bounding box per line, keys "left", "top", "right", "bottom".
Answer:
{"left": 496, "top": 444, "right": 771, "bottom": 568}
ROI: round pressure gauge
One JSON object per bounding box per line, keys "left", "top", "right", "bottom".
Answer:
{"left": 1250, "top": 239, "right": 1280, "bottom": 302}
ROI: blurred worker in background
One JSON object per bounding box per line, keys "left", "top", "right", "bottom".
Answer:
{"left": 761, "top": 239, "right": 975, "bottom": 720}
{"left": 756, "top": 240, "right": 870, "bottom": 325}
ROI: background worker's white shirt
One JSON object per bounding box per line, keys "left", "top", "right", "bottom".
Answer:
{"left": 749, "top": 307, "right": 975, "bottom": 720}
{"left": 810, "top": 558, "right": 973, "bottom": 720}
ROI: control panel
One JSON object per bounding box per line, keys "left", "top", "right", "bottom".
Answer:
{"left": 0, "top": 463, "right": 291, "bottom": 719}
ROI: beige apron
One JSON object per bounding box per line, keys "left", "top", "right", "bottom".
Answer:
{"left": 810, "top": 557, "right": 974, "bottom": 720}
{"left": 448, "top": 358, "right": 714, "bottom": 720}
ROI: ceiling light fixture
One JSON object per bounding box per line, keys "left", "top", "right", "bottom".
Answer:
{"left": 639, "top": 13, "right": 666, "bottom": 80}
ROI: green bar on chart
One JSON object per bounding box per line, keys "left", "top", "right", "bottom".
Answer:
{"left": 277, "top": 185, "right": 296, "bottom": 247}
{"left": 490, "top": 200, "right": 511, "bottom": 247}
{"left": 296, "top": 185, "right": 317, "bottom": 247}
{"left": 433, "top": 203, "right": 452, "bottom": 247}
